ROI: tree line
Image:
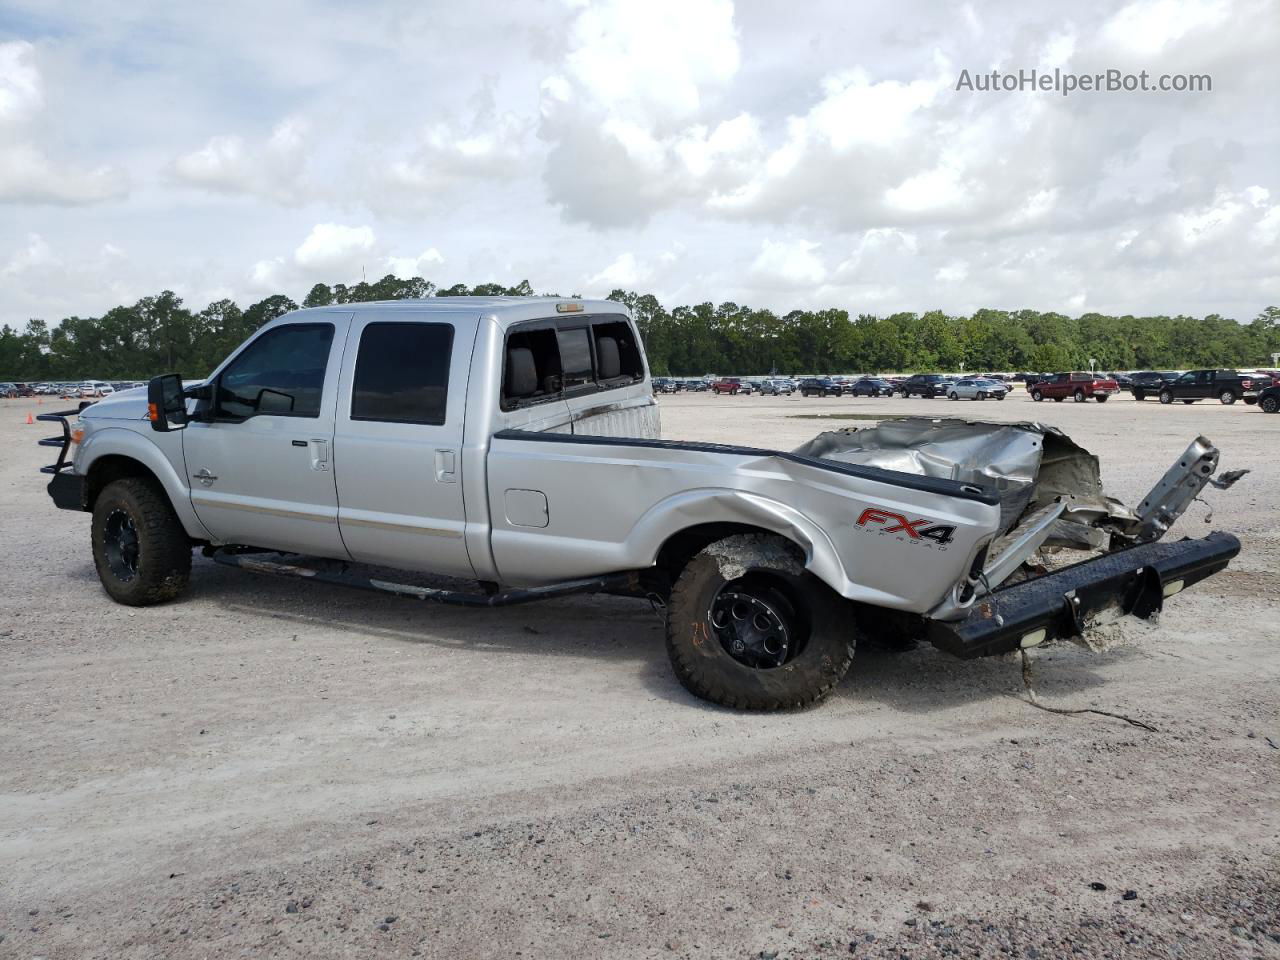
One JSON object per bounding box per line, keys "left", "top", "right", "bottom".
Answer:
{"left": 2, "top": 273, "right": 1277, "bottom": 380}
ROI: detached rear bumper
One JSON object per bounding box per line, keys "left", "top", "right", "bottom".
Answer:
{"left": 927, "top": 532, "right": 1240, "bottom": 659}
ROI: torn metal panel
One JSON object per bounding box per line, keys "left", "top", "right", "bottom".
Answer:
{"left": 792, "top": 417, "right": 1244, "bottom": 566}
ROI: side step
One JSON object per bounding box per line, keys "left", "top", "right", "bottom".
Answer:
{"left": 209, "top": 548, "right": 643, "bottom": 607}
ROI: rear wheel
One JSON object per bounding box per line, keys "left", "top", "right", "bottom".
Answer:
{"left": 1219, "top": 389, "right": 1237, "bottom": 405}
{"left": 91, "top": 477, "right": 191, "bottom": 606}
{"left": 949, "top": 391, "right": 958, "bottom": 400}
{"left": 1261, "top": 395, "right": 1279, "bottom": 414}
{"left": 1182, "top": 399, "right": 1196, "bottom": 404}
{"left": 976, "top": 391, "right": 986, "bottom": 401}
{"left": 665, "top": 534, "right": 854, "bottom": 710}
{"left": 1134, "top": 389, "right": 1146, "bottom": 401}
{"left": 1031, "top": 389, "right": 1044, "bottom": 402}
{"left": 1096, "top": 395, "right": 1109, "bottom": 403}
{"left": 1073, "top": 389, "right": 1086, "bottom": 403}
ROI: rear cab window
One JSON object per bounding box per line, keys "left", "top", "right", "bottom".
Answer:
{"left": 501, "top": 314, "right": 644, "bottom": 410}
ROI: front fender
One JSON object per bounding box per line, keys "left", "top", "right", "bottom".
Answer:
{"left": 76, "top": 427, "right": 211, "bottom": 540}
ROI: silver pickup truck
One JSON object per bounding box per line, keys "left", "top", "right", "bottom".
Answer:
{"left": 38, "top": 296, "right": 1242, "bottom": 710}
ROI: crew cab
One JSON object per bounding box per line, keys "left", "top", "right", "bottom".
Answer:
{"left": 897, "top": 374, "right": 953, "bottom": 398}
{"left": 35, "top": 298, "right": 1244, "bottom": 712}
{"left": 1156, "top": 369, "right": 1274, "bottom": 406}
{"left": 1029, "top": 372, "right": 1120, "bottom": 403}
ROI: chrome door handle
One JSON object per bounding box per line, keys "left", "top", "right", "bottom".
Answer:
{"left": 434, "top": 449, "right": 456, "bottom": 483}
{"left": 194, "top": 468, "right": 217, "bottom": 486}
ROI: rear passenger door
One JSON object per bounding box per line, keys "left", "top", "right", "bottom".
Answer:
{"left": 333, "top": 315, "right": 475, "bottom": 577}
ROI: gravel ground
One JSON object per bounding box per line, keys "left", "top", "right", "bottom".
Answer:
{"left": 0, "top": 389, "right": 1277, "bottom": 960}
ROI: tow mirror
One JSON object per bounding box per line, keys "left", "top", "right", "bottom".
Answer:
{"left": 147, "top": 374, "right": 189, "bottom": 432}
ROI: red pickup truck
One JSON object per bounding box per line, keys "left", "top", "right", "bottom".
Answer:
{"left": 1030, "top": 372, "right": 1120, "bottom": 403}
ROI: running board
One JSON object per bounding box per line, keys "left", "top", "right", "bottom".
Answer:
{"left": 209, "top": 548, "right": 643, "bottom": 607}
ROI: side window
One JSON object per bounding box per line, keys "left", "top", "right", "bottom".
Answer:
{"left": 502, "top": 326, "right": 562, "bottom": 409}
{"left": 217, "top": 323, "right": 334, "bottom": 419}
{"left": 591, "top": 319, "right": 644, "bottom": 382}
{"left": 351, "top": 322, "right": 454, "bottom": 425}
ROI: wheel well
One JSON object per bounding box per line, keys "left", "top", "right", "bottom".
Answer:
{"left": 655, "top": 523, "right": 802, "bottom": 584}
{"left": 85, "top": 455, "right": 164, "bottom": 511}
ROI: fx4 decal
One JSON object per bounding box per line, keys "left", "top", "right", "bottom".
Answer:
{"left": 855, "top": 507, "right": 956, "bottom": 547}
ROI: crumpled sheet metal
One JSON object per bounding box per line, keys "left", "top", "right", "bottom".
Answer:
{"left": 791, "top": 417, "right": 1136, "bottom": 541}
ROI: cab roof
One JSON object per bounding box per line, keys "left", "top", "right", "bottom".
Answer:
{"left": 276, "top": 297, "right": 629, "bottom": 332}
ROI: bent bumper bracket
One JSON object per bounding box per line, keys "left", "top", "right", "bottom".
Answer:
{"left": 927, "top": 531, "right": 1240, "bottom": 659}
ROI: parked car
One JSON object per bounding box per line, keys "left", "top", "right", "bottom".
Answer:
{"left": 1108, "top": 372, "right": 1134, "bottom": 388}
{"left": 1129, "top": 371, "right": 1179, "bottom": 401}
{"left": 1157, "top": 369, "right": 1274, "bottom": 405}
{"left": 897, "top": 374, "right": 953, "bottom": 399}
{"left": 1029, "top": 372, "right": 1120, "bottom": 403}
{"left": 32, "top": 294, "right": 1244, "bottom": 712}
{"left": 652, "top": 377, "right": 678, "bottom": 394}
{"left": 849, "top": 377, "right": 894, "bottom": 397}
{"left": 710, "top": 377, "right": 742, "bottom": 395}
{"left": 13, "top": 382, "right": 35, "bottom": 397}
{"left": 0, "top": 382, "right": 16, "bottom": 398}
{"left": 757, "top": 379, "right": 794, "bottom": 396}
{"left": 1257, "top": 383, "right": 1279, "bottom": 414}
{"left": 798, "top": 377, "right": 844, "bottom": 397}
{"left": 948, "top": 377, "right": 1008, "bottom": 401}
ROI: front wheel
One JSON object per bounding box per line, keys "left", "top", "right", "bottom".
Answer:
{"left": 665, "top": 534, "right": 854, "bottom": 710}
{"left": 91, "top": 477, "right": 192, "bottom": 606}
{"left": 976, "top": 391, "right": 986, "bottom": 401}
{"left": 949, "top": 392, "right": 958, "bottom": 400}
{"left": 1261, "top": 395, "right": 1279, "bottom": 414}
{"left": 1031, "top": 389, "right": 1044, "bottom": 402}
{"left": 1095, "top": 395, "right": 1109, "bottom": 403}
{"left": 1159, "top": 390, "right": 1173, "bottom": 404}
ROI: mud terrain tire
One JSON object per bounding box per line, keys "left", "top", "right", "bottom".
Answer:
{"left": 665, "top": 534, "right": 854, "bottom": 710}
{"left": 91, "top": 477, "right": 192, "bottom": 606}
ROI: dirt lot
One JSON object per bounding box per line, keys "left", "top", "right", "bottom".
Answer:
{"left": 1, "top": 390, "right": 1277, "bottom": 959}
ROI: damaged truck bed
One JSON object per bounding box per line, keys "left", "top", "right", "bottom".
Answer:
{"left": 792, "top": 418, "right": 1243, "bottom": 659}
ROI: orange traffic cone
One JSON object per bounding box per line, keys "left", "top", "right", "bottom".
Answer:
{"left": 26, "top": 413, "right": 34, "bottom": 424}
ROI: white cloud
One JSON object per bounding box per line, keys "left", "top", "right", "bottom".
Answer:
{"left": 587, "top": 252, "right": 651, "bottom": 291}
{"left": 1101, "top": 0, "right": 1229, "bottom": 55}
{"left": 386, "top": 248, "right": 445, "bottom": 280}
{"left": 294, "top": 223, "right": 377, "bottom": 272}
{"left": 750, "top": 239, "right": 826, "bottom": 289}
{"left": 0, "top": 41, "right": 127, "bottom": 205}
{"left": 2, "top": 232, "right": 54, "bottom": 276}
{"left": 554, "top": 0, "right": 739, "bottom": 124}
{"left": 0, "top": 41, "right": 42, "bottom": 123}
{"left": 173, "top": 118, "right": 312, "bottom": 204}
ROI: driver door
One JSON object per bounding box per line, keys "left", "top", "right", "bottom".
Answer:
{"left": 181, "top": 317, "right": 352, "bottom": 558}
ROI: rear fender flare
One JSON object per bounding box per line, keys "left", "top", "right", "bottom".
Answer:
{"left": 636, "top": 488, "right": 848, "bottom": 595}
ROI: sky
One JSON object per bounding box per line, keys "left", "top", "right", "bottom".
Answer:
{"left": 0, "top": 0, "right": 1277, "bottom": 328}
